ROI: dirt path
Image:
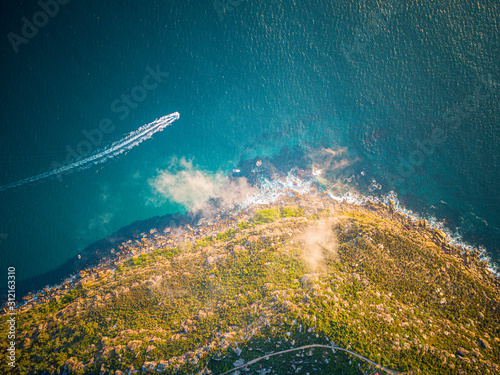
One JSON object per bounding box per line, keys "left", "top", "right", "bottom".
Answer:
{"left": 218, "top": 343, "right": 404, "bottom": 375}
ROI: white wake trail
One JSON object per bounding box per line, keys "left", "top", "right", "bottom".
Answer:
{"left": 0, "top": 112, "right": 180, "bottom": 192}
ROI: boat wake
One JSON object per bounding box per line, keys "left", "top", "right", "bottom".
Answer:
{"left": 0, "top": 112, "right": 180, "bottom": 192}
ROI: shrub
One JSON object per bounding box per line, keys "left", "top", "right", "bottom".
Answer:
{"left": 253, "top": 209, "right": 280, "bottom": 224}
{"left": 196, "top": 237, "right": 214, "bottom": 248}
{"left": 216, "top": 228, "right": 238, "bottom": 241}
{"left": 129, "top": 254, "right": 149, "bottom": 267}
{"left": 281, "top": 206, "right": 304, "bottom": 217}
{"left": 238, "top": 221, "right": 252, "bottom": 229}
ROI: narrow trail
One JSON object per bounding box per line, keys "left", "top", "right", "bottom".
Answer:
{"left": 218, "top": 343, "right": 404, "bottom": 375}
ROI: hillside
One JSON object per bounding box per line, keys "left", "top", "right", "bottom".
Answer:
{"left": 1, "top": 192, "right": 499, "bottom": 375}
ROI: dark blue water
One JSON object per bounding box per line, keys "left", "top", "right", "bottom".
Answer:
{"left": 0, "top": 0, "right": 498, "bottom": 286}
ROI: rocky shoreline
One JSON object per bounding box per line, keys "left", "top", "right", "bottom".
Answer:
{"left": 4, "top": 182, "right": 498, "bottom": 319}
{"left": 4, "top": 147, "right": 498, "bottom": 313}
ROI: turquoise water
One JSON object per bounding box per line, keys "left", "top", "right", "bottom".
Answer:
{"left": 0, "top": 0, "right": 498, "bottom": 286}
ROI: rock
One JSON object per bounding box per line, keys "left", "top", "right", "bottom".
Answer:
{"left": 206, "top": 256, "right": 215, "bottom": 266}
{"left": 123, "top": 329, "right": 138, "bottom": 335}
{"left": 456, "top": 347, "right": 469, "bottom": 357}
{"left": 434, "top": 229, "right": 446, "bottom": 242}
{"left": 246, "top": 235, "right": 259, "bottom": 244}
{"left": 478, "top": 339, "right": 491, "bottom": 350}
{"left": 300, "top": 274, "right": 318, "bottom": 288}
{"left": 86, "top": 357, "right": 96, "bottom": 366}
{"left": 157, "top": 360, "right": 169, "bottom": 371}
{"left": 114, "top": 345, "right": 124, "bottom": 355}
{"left": 146, "top": 345, "right": 156, "bottom": 353}
{"left": 472, "top": 348, "right": 481, "bottom": 357}
{"left": 416, "top": 219, "right": 428, "bottom": 228}
{"left": 379, "top": 312, "right": 394, "bottom": 324}
{"left": 65, "top": 357, "right": 85, "bottom": 374}
{"left": 262, "top": 283, "right": 274, "bottom": 291}
{"left": 142, "top": 361, "right": 156, "bottom": 372}
{"left": 388, "top": 200, "right": 396, "bottom": 212}
{"left": 127, "top": 340, "right": 142, "bottom": 352}
{"left": 233, "top": 358, "right": 245, "bottom": 367}
{"left": 197, "top": 310, "right": 207, "bottom": 320}
{"left": 233, "top": 245, "right": 246, "bottom": 252}
{"left": 101, "top": 346, "right": 114, "bottom": 358}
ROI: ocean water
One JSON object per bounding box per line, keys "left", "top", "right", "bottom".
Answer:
{"left": 0, "top": 0, "right": 498, "bottom": 289}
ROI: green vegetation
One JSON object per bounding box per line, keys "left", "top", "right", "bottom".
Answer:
{"left": 237, "top": 221, "right": 252, "bottom": 230}
{"left": 42, "top": 285, "right": 83, "bottom": 315}
{"left": 1, "top": 199, "right": 499, "bottom": 375}
{"left": 280, "top": 206, "right": 304, "bottom": 218}
{"left": 252, "top": 206, "right": 304, "bottom": 224}
{"left": 128, "top": 253, "right": 150, "bottom": 267}
{"left": 253, "top": 208, "right": 281, "bottom": 224}
{"left": 216, "top": 228, "right": 237, "bottom": 241}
